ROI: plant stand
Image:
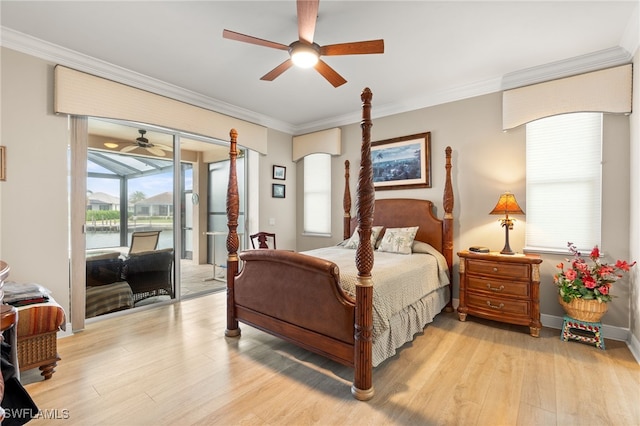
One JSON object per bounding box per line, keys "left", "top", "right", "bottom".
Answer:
{"left": 560, "top": 315, "right": 605, "bottom": 350}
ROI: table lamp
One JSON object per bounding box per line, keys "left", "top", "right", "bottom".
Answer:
{"left": 489, "top": 192, "right": 524, "bottom": 255}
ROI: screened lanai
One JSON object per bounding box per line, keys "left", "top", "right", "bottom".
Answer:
{"left": 84, "top": 118, "right": 244, "bottom": 319}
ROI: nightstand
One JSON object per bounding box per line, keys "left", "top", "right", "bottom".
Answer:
{"left": 457, "top": 250, "right": 543, "bottom": 337}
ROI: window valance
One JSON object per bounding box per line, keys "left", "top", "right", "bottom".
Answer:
{"left": 292, "top": 128, "right": 341, "bottom": 161}
{"left": 502, "top": 64, "right": 632, "bottom": 130}
{"left": 54, "top": 65, "right": 268, "bottom": 154}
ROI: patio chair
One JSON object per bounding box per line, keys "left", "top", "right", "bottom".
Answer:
{"left": 128, "top": 230, "right": 161, "bottom": 255}
{"left": 123, "top": 248, "right": 174, "bottom": 303}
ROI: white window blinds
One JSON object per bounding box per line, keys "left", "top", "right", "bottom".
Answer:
{"left": 303, "top": 153, "right": 331, "bottom": 234}
{"left": 525, "top": 113, "right": 602, "bottom": 252}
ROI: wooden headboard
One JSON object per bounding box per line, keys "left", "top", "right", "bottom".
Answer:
{"left": 350, "top": 198, "right": 444, "bottom": 251}
{"left": 345, "top": 146, "right": 454, "bottom": 276}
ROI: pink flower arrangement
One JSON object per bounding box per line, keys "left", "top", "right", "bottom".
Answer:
{"left": 554, "top": 242, "right": 636, "bottom": 303}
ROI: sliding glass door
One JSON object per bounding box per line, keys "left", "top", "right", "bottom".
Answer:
{"left": 84, "top": 118, "right": 239, "bottom": 320}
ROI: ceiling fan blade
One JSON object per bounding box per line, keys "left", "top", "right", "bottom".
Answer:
{"left": 260, "top": 59, "right": 294, "bottom": 81}
{"left": 154, "top": 144, "right": 173, "bottom": 152}
{"left": 222, "top": 29, "right": 289, "bottom": 51}
{"left": 314, "top": 59, "right": 347, "bottom": 88}
{"left": 121, "top": 145, "right": 138, "bottom": 153}
{"left": 146, "top": 147, "right": 166, "bottom": 157}
{"left": 320, "top": 39, "right": 385, "bottom": 56}
{"left": 297, "top": 0, "right": 319, "bottom": 44}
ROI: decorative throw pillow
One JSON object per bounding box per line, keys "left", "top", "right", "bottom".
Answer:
{"left": 344, "top": 226, "right": 384, "bottom": 249}
{"left": 377, "top": 226, "right": 419, "bottom": 254}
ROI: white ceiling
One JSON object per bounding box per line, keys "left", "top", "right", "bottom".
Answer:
{"left": 1, "top": 1, "right": 638, "bottom": 135}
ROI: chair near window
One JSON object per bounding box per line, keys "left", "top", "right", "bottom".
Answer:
{"left": 128, "top": 231, "right": 161, "bottom": 255}
{"left": 123, "top": 248, "right": 174, "bottom": 303}
{"left": 250, "top": 232, "right": 276, "bottom": 249}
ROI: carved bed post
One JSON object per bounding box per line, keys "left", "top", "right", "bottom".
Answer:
{"left": 343, "top": 160, "right": 352, "bottom": 241}
{"left": 225, "top": 129, "right": 241, "bottom": 337}
{"left": 352, "top": 88, "right": 375, "bottom": 401}
{"left": 443, "top": 146, "right": 454, "bottom": 312}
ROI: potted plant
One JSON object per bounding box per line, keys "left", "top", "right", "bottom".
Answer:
{"left": 554, "top": 242, "right": 635, "bottom": 322}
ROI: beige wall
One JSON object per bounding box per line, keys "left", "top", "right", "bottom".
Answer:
{"left": 0, "top": 48, "right": 71, "bottom": 313}
{"left": 0, "top": 48, "right": 299, "bottom": 319}
{"left": 298, "top": 88, "right": 633, "bottom": 329}
{"left": 1, "top": 45, "right": 637, "bottom": 338}
{"left": 256, "top": 129, "right": 296, "bottom": 250}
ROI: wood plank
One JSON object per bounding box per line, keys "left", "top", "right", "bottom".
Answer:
{"left": 20, "top": 292, "right": 640, "bottom": 425}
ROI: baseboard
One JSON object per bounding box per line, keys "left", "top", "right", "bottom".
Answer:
{"left": 543, "top": 313, "right": 640, "bottom": 364}
{"left": 541, "top": 313, "right": 629, "bottom": 341}
{"left": 58, "top": 324, "right": 73, "bottom": 338}
{"left": 628, "top": 332, "right": 640, "bottom": 364}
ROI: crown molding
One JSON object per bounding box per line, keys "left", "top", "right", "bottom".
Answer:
{"left": 0, "top": 27, "right": 296, "bottom": 135}
{"left": 293, "top": 76, "right": 503, "bottom": 135}
{"left": 298, "top": 46, "right": 634, "bottom": 134}
{"left": 2, "top": 26, "right": 635, "bottom": 137}
{"left": 501, "top": 46, "right": 633, "bottom": 91}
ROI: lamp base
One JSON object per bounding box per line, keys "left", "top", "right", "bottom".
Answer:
{"left": 500, "top": 224, "right": 515, "bottom": 255}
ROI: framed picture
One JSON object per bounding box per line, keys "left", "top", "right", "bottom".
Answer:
{"left": 0, "top": 146, "right": 5, "bottom": 181}
{"left": 371, "top": 132, "right": 431, "bottom": 190}
{"left": 273, "top": 165, "right": 286, "bottom": 180}
{"left": 272, "top": 183, "right": 286, "bottom": 198}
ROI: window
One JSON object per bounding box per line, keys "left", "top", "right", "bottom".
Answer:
{"left": 303, "top": 153, "right": 331, "bottom": 234}
{"left": 525, "top": 113, "right": 602, "bottom": 253}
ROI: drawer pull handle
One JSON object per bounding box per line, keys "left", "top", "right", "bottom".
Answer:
{"left": 492, "top": 267, "right": 498, "bottom": 272}
{"left": 486, "top": 284, "right": 505, "bottom": 292}
{"left": 486, "top": 301, "right": 504, "bottom": 310}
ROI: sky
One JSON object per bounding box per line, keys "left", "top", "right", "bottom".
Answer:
{"left": 87, "top": 158, "right": 192, "bottom": 200}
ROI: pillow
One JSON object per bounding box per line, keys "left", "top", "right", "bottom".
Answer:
{"left": 343, "top": 226, "right": 384, "bottom": 249}
{"left": 377, "top": 226, "right": 419, "bottom": 254}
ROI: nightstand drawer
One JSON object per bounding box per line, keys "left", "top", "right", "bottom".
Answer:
{"left": 466, "top": 259, "right": 530, "bottom": 279}
{"left": 466, "top": 293, "right": 530, "bottom": 317}
{"left": 467, "top": 276, "right": 530, "bottom": 297}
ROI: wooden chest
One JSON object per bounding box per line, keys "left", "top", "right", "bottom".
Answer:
{"left": 457, "top": 251, "right": 543, "bottom": 337}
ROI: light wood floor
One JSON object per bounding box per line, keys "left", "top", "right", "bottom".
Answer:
{"left": 23, "top": 292, "right": 639, "bottom": 425}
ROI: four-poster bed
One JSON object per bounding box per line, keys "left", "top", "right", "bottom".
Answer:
{"left": 224, "top": 88, "right": 454, "bottom": 400}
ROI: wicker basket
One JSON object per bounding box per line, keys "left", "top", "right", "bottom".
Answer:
{"left": 558, "top": 295, "right": 609, "bottom": 322}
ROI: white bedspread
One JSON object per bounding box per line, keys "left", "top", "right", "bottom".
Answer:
{"left": 303, "top": 241, "right": 450, "bottom": 365}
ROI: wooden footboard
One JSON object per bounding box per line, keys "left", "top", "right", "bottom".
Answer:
{"left": 235, "top": 250, "right": 356, "bottom": 365}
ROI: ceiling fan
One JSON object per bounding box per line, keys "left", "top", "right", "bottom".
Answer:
{"left": 120, "top": 130, "right": 173, "bottom": 157}
{"left": 222, "top": 0, "right": 384, "bottom": 87}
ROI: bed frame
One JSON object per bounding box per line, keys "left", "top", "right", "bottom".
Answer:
{"left": 224, "top": 88, "right": 454, "bottom": 400}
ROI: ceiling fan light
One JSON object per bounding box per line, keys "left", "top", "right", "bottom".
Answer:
{"left": 290, "top": 44, "right": 319, "bottom": 68}
{"left": 104, "top": 142, "right": 119, "bottom": 149}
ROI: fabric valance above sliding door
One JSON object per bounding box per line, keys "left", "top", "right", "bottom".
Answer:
{"left": 54, "top": 65, "right": 268, "bottom": 154}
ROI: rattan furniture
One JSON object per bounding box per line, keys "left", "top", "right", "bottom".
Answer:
{"left": 16, "top": 299, "right": 65, "bottom": 380}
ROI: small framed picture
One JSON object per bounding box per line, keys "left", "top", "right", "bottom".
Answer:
{"left": 272, "top": 183, "right": 285, "bottom": 198}
{"left": 273, "top": 165, "right": 286, "bottom": 180}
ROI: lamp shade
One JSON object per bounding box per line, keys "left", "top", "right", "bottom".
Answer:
{"left": 489, "top": 192, "right": 524, "bottom": 216}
